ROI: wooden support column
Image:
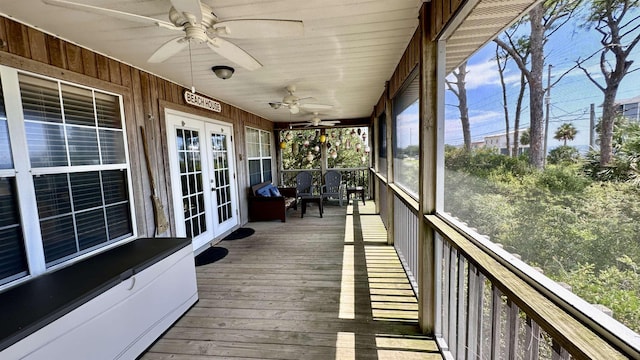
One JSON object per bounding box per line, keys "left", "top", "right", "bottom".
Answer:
{"left": 418, "top": 1, "right": 438, "bottom": 334}
{"left": 373, "top": 111, "right": 381, "bottom": 215}
{"left": 385, "top": 82, "right": 395, "bottom": 246}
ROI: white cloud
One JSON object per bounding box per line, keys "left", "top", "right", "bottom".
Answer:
{"left": 447, "top": 59, "right": 522, "bottom": 91}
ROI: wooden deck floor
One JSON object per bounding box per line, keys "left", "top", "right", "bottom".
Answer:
{"left": 142, "top": 201, "right": 442, "bottom": 360}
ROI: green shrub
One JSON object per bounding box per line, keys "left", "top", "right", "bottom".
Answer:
{"left": 547, "top": 145, "right": 581, "bottom": 165}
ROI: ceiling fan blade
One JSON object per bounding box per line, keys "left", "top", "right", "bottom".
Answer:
{"left": 42, "top": 0, "right": 180, "bottom": 30}
{"left": 213, "top": 20, "right": 304, "bottom": 39}
{"left": 206, "top": 37, "right": 262, "bottom": 71}
{"left": 148, "top": 37, "right": 188, "bottom": 63}
{"left": 169, "top": 0, "right": 203, "bottom": 24}
{"left": 300, "top": 103, "right": 333, "bottom": 111}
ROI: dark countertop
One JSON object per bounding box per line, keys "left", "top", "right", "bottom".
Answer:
{"left": 0, "top": 237, "right": 192, "bottom": 352}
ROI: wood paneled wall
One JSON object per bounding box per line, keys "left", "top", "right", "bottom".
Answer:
{"left": 430, "top": 0, "right": 463, "bottom": 41}
{"left": 0, "top": 16, "right": 273, "bottom": 238}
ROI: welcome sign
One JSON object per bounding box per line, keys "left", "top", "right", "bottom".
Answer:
{"left": 184, "top": 90, "right": 221, "bottom": 113}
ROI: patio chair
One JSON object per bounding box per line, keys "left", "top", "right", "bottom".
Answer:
{"left": 321, "top": 170, "right": 344, "bottom": 206}
{"left": 295, "top": 171, "right": 314, "bottom": 197}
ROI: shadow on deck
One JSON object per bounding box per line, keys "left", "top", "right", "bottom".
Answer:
{"left": 142, "top": 201, "right": 442, "bottom": 359}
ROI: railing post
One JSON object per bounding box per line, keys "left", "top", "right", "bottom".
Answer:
{"left": 418, "top": 1, "right": 438, "bottom": 335}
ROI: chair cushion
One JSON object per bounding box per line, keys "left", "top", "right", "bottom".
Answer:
{"left": 256, "top": 184, "right": 272, "bottom": 197}
{"left": 269, "top": 186, "right": 282, "bottom": 197}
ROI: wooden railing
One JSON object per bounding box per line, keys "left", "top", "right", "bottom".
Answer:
{"left": 280, "top": 168, "right": 370, "bottom": 197}
{"left": 393, "top": 192, "right": 419, "bottom": 296}
{"left": 429, "top": 215, "right": 635, "bottom": 359}
{"left": 371, "top": 172, "right": 638, "bottom": 359}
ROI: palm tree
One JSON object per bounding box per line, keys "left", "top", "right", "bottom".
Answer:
{"left": 554, "top": 123, "right": 578, "bottom": 146}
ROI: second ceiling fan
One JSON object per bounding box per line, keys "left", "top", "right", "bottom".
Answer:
{"left": 42, "top": 0, "right": 304, "bottom": 71}
{"left": 269, "top": 85, "right": 332, "bottom": 114}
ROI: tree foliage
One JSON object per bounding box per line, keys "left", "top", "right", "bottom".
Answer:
{"left": 578, "top": 0, "right": 640, "bottom": 166}
{"left": 443, "top": 121, "right": 640, "bottom": 330}
{"left": 554, "top": 123, "right": 578, "bottom": 146}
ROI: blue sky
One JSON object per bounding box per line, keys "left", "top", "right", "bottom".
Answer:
{"left": 444, "top": 7, "right": 640, "bottom": 151}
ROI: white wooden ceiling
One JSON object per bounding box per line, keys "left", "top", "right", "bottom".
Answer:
{"left": 0, "top": 0, "right": 535, "bottom": 124}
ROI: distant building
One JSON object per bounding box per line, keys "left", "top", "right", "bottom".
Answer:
{"left": 615, "top": 96, "right": 640, "bottom": 122}
{"left": 478, "top": 129, "right": 529, "bottom": 155}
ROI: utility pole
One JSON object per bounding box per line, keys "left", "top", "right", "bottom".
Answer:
{"left": 589, "top": 103, "right": 596, "bottom": 149}
{"left": 543, "top": 64, "right": 552, "bottom": 166}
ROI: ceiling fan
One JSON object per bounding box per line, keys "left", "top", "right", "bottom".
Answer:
{"left": 290, "top": 112, "right": 340, "bottom": 127}
{"left": 269, "top": 85, "right": 333, "bottom": 114}
{"left": 42, "top": 0, "right": 304, "bottom": 71}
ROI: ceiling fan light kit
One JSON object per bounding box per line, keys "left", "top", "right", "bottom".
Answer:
{"left": 211, "top": 66, "right": 234, "bottom": 80}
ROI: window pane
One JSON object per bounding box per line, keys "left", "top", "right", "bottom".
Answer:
{"left": 34, "top": 174, "right": 71, "bottom": 218}
{"left": 41, "top": 215, "right": 76, "bottom": 264}
{"left": 262, "top": 159, "right": 272, "bottom": 183}
{"left": 0, "top": 79, "right": 13, "bottom": 170}
{"left": 102, "top": 170, "right": 128, "bottom": 205}
{"left": 393, "top": 74, "right": 419, "bottom": 197}
{"left": 76, "top": 209, "right": 107, "bottom": 250}
{"left": 95, "top": 92, "right": 121, "bottom": 129}
{"left": 0, "top": 119, "right": 12, "bottom": 169}
{"left": 19, "top": 75, "right": 63, "bottom": 124}
{"left": 99, "top": 129, "right": 126, "bottom": 164}
{"left": 67, "top": 126, "right": 99, "bottom": 166}
{"left": 0, "top": 178, "right": 28, "bottom": 283}
{"left": 26, "top": 122, "right": 68, "bottom": 167}
{"left": 261, "top": 131, "right": 271, "bottom": 156}
{"left": 378, "top": 113, "right": 387, "bottom": 176}
{"left": 70, "top": 172, "right": 103, "bottom": 211}
{"left": 248, "top": 159, "right": 261, "bottom": 186}
{"left": 106, "top": 203, "right": 132, "bottom": 240}
{"left": 61, "top": 84, "right": 95, "bottom": 126}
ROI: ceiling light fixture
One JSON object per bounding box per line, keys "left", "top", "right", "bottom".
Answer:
{"left": 211, "top": 65, "right": 235, "bottom": 80}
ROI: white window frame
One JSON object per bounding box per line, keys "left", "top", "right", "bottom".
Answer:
{"left": 0, "top": 65, "right": 137, "bottom": 291}
{"left": 245, "top": 127, "right": 273, "bottom": 186}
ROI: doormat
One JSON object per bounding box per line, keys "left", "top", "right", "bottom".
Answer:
{"left": 195, "top": 246, "right": 229, "bottom": 266}
{"left": 223, "top": 227, "right": 255, "bottom": 241}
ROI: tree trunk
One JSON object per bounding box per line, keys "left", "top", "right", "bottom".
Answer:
{"left": 497, "top": 47, "right": 511, "bottom": 156}
{"left": 600, "top": 87, "right": 619, "bottom": 165}
{"left": 512, "top": 73, "right": 526, "bottom": 157}
{"left": 528, "top": 4, "right": 546, "bottom": 169}
{"left": 457, "top": 63, "right": 471, "bottom": 152}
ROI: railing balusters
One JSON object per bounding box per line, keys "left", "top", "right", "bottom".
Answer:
{"left": 506, "top": 300, "right": 519, "bottom": 360}
{"left": 491, "top": 285, "right": 502, "bottom": 360}
{"left": 466, "top": 264, "right": 481, "bottom": 360}
{"left": 449, "top": 248, "right": 459, "bottom": 356}
{"left": 457, "top": 256, "right": 467, "bottom": 358}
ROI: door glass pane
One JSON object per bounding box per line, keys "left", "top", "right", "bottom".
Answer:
{"left": 176, "top": 128, "right": 205, "bottom": 238}
{"left": 211, "top": 133, "right": 232, "bottom": 224}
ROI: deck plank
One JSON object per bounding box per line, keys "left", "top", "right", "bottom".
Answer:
{"left": 142, "top": 202, "right": 441, "bottom": 359}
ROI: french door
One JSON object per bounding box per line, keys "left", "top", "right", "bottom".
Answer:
{"left": 165, "top": 110, "right": 238, "bottom": 251}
